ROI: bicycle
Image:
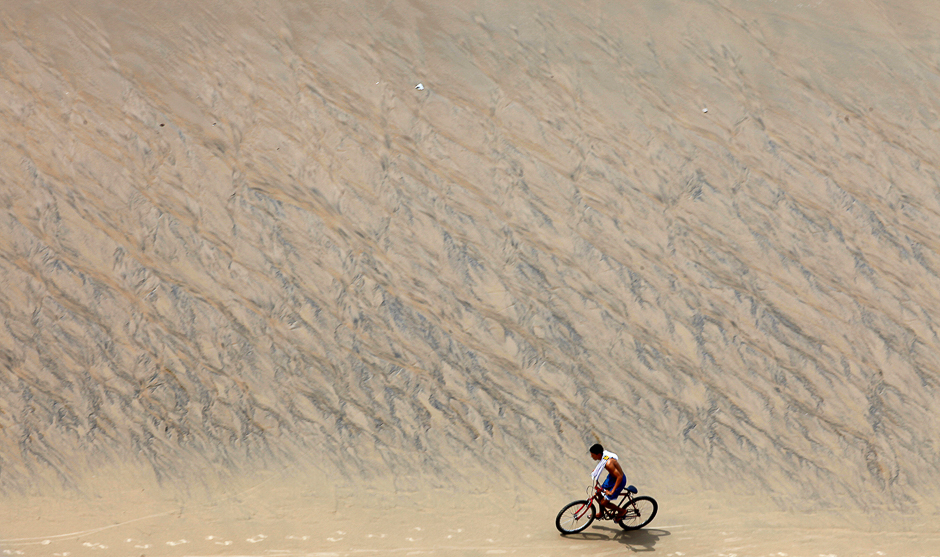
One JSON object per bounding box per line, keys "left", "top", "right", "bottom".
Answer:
{"left": 555, "top": 482, "right": 658, "bottom": 534}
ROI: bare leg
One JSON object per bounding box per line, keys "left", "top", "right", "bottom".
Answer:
{"left": 598, "top": 499, "right": 618, "bottom": 517}
{"left": 599, "top": 498, "right": 628, "bottom": 521}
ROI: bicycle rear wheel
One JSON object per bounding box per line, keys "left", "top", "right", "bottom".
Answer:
{"left": 617, "top": 496, "right": 657, "bottom": 530}
{"left": 555, "top": 499, "right": 596, "bottom": 534}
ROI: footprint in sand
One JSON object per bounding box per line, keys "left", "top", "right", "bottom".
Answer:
{"left": 247, "top": 534, "right": 267, "bottom": 543}
{"left": 166, "top": 539, "right": 189, "bottom": 546}
{"left": 286, "top": 535, "right": 310, "bottom": 540}
{"left": 124, "top": 537, "right": 151, "bottom": 549}
{"left": 326, "top": 530, "right": 347, "bottom": 542}
{"left": 81, "top": 542, "right": 108, "bottom": 549}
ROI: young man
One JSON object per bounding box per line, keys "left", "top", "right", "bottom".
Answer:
{"left": 589, "top": 443, "right": 627, "bottom": 520}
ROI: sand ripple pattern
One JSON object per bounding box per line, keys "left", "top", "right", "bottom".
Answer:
{"left": 1, "top": 0, "right": 939, "bottom": 511}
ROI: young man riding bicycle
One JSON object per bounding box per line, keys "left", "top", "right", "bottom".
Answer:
{"left": 589, "top": 443, "right": 628, "bottom": 521}
{"left": 554, "top": 444, "right": 658, "bottom": 534}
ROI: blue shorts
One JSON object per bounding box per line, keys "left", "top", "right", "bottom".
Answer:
{"left": 601, "top": 474, "right": 625, "bottom": 501}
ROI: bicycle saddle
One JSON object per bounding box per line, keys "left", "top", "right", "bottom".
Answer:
{"left": 626, "top": 485, "right": 638, "bottom": 494}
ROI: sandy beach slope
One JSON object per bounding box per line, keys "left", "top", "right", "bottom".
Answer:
{"left": 1, "top": 0, "right": 940, "bottom": 555}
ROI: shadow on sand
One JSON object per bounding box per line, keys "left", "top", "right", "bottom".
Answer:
{"left": 561, "top": 526, "right": 671, "bottom": 552}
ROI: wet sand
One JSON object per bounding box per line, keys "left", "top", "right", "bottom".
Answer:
{"left": 3, "top": 475, "right": 939, "bottom": 556}
{"left": 2, "top": 0, "right": 940, "bottom": 555}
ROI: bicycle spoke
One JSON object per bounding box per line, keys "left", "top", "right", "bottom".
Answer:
{"left": 555, "top": 500, "right": 595, "bottom": 534}
{"left": 616, "top": 496, "right": 658, "bottom": 530}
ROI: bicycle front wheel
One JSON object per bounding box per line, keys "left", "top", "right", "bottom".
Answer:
{"left": 617, "top": 496, "right": 657, "bottom": 530}
{"left": 555, "top": 499, "right": 596, "bottom": 534}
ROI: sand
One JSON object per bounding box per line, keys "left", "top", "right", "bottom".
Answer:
{"left": 3, "top": 479, "right": 940, "bottom": 556}
{"left": 2, "top": 0, "right": 940, "bottom": 555}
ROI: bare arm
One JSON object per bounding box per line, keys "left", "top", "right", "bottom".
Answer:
{"left": 604, "top": 459, "right": 624, "bottom": 495}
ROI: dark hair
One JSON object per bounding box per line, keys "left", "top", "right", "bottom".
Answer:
{"left": 589, "top": 443, "right": 604, "bottom": 455}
